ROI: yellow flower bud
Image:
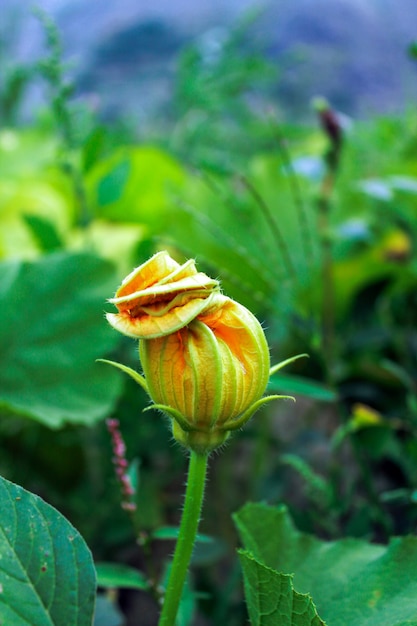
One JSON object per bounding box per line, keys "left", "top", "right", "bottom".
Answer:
{"left": 106, "top": 251, "right": 278, "bottom": 454}
{"left": 139, "top": 293, "right": 270, "bottom": 453}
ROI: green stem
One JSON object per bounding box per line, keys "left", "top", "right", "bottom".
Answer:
{"left": 158, "top": 451, "right": 209, "bottom": 626}
{"left": 318, "top": 174, "right": 335, "bottom": 383}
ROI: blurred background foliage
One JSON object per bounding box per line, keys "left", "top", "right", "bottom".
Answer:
{"left": 2, "top": 4, "right": 417, "bottom": 625}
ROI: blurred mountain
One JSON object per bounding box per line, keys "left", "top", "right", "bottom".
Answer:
{"left": 2, "top": 0, "right": 417, "bottom": 123}
{"left": 261, "top": 0, "right": 417, "bottom": 117}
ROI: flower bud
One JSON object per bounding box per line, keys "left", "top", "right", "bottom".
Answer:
{"left": 106, "top": 251, "right": 278, "bottom": 454}
{"left": 139, "top": 293, "right": 270, "bottom": 453}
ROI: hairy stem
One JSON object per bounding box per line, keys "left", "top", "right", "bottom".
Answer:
{"left": 158, "top": 451, "right": 209, "bottom": 626}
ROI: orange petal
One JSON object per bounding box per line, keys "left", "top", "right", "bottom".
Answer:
{"left": 115, "top": 251, "right": 180, "bottom": 299}
{"left": 199, "top": 295, "right": 270, "bottom": 415}
{"left": 106, "top": 293, "right": 218, "bottom": 339}
{"left": 110, "top": 273, "right": 218, "bottom": 312}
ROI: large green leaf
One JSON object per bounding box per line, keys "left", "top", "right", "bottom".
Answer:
{"left": 239, "top": 550, "right": 326, "bottom": 626}
{"left": 0, "top": 475, "right": 96, "bottom": 625}
{"left": 234, "top": 503, "right": 417, "bottom": 626}
{"left": 0, "top": 252, "right": 123, "bottom": 427}
{"left": 86, "top": 145, "right": 185, "bottom": 227}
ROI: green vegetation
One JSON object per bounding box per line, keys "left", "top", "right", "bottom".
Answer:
{"left": 2, "top": 10, "right": 417, "bottom": 626}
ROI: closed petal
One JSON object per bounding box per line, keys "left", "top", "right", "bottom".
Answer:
{"left": 199, "top": 296, "right": 270, "bottom": 417}
{"left": 140, "top": 320, "right": 223, "bottom": 426}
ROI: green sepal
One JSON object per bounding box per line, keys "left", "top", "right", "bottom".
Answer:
{"left": 144, "top": 403, "right": 196, "bottom": 433}
{"left": 269, "top": 353, "right": 309, "bottom": 376}
{"left": 220, "top": 395, "right": 295, "bottom": 432}
{"left": 97, "top": 359, "right": 149, "bottom": 393}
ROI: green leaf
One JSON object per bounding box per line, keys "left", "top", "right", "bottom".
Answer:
{"left": 239, "top": 550, "right": 326, "bottom": 626}
{"left": 95, "top": 562, "right": 149, "bottom": 590}
{"left": 97, "top": 158, "right": 130, "bottom": 206}
{"left": 127, "top": 457, "right": 140, "bottom": 495}
{"left": 151, "top": 526, "right": 214, "bottom": 544}
{"left": 234, "top": 504, "right": 417, "bottom": 626}
{"left": 0, "top": 475, "right": 96, "bottom": 625}
{"left": 0, "top": 252, "right": 123, "bottom": 427}
{"left": 87, "top": 146, "right": 185, "bottom": 228}
{"left": 21, "top": 213, "right": 64, "bottom": 252}
{"left": 268, "top": 374, "right": 337, "bottom": 402}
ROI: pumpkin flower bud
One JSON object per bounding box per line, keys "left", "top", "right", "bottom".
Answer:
{"left": 139, "top": 292, "right": 270, "bottom": 452}
{"left": 105, "top": 251, "right": 284, "bottom": 454}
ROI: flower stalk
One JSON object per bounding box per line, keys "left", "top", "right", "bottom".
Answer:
{"left": 158, "top": 451, "right": 209, "bottom": 626}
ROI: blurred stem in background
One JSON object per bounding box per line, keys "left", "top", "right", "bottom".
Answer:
{"left": 314, "top": 97, "right": 343, "bottom": 384}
